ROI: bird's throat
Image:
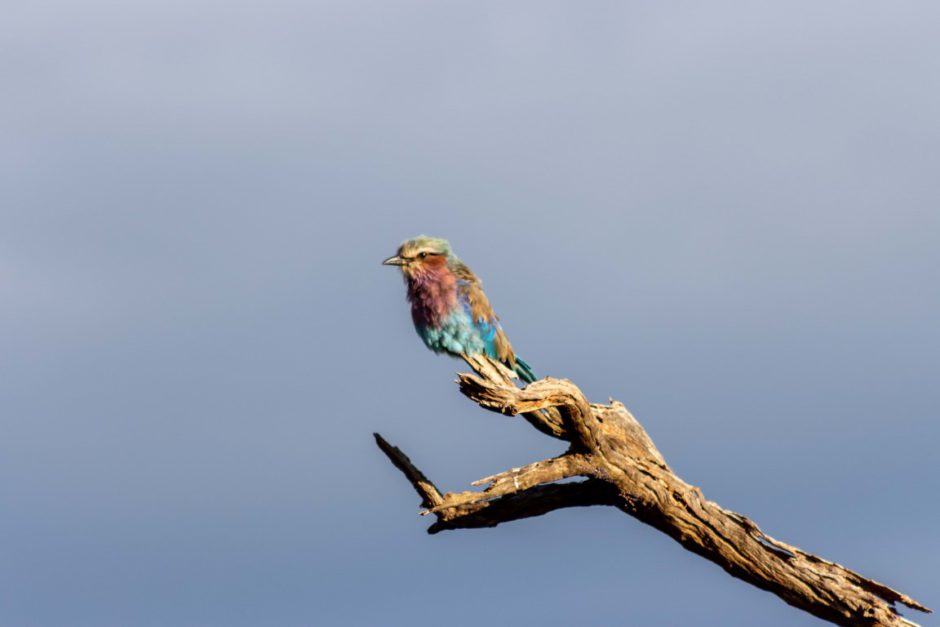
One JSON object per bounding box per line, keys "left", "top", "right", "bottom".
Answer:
{"left": 406, "top": 267, "right": 458, "bottom": 329}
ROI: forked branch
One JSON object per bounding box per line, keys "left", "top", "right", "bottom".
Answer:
{"left": 375, "top": 357, "right": 929, "bottom": 626}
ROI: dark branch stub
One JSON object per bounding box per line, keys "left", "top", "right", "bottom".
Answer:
{"left": 375, "top": 357, "right": 930, "bottom": 627}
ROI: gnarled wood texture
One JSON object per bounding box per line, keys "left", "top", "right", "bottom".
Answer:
{"left": 375, "top": 355, "right": 930, "bottom": 626}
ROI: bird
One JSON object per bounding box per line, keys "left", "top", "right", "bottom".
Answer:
{"left": 383, "top": 235, "right": 537, "bottom": 383}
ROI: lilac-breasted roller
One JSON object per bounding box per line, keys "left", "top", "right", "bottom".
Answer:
{"left": 383, "top": 235, "right": 537, "bottom": 383}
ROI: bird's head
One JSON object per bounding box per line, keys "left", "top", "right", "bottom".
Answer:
{"left": 382, "top": 235, "right": 454, "bottom": 279}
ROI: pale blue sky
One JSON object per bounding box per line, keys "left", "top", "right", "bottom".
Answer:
{"left": 2, "top": 2, "right": 938, "bottom": 626}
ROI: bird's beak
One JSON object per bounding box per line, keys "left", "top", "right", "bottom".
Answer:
{"left": 382, "top": 255, "right": 406, "bottom": 266}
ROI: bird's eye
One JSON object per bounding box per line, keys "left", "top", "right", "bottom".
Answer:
{"left": 419, "top": 252, "right": 427, "bottom": 259}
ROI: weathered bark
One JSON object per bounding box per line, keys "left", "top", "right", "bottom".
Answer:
{"left": 375, "top": 355, "right": 930, "bottom": 626}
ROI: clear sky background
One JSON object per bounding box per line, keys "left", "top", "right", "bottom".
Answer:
{"left": 2, "top": 2, "right": 938, "bottom": 626}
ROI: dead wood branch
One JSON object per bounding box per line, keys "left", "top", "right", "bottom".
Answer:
{"left": 375, "top": 357, "right": 930, "bottom": 626}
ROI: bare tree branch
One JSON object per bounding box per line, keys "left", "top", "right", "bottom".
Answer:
{"left": 375, "top": 357, "right": 930, "bottom": 626}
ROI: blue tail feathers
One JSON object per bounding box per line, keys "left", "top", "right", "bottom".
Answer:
{"left": 513, "top": 357, "right": 537, "bottom": 384}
